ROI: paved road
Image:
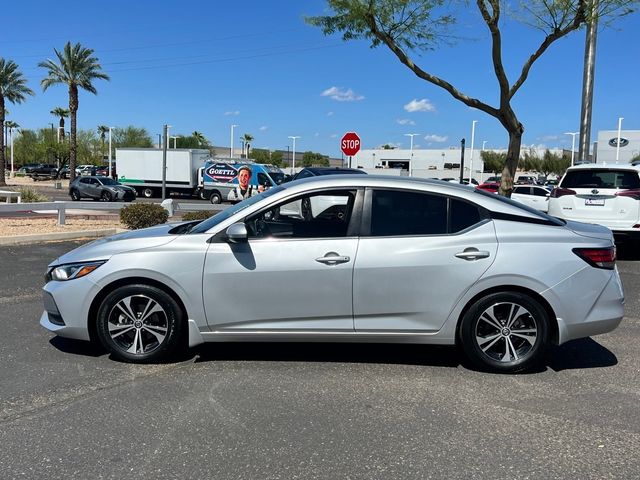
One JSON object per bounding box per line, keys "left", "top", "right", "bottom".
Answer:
{"left": 1, "top": 241, "right": 639, "bottom": 479}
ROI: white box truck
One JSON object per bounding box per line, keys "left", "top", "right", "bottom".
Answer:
{"left": 116, "top": 148, "right": 210, "bottom": 198}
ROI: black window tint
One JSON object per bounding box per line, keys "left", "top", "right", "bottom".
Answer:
{"left": 371, "top": 190, "right": 447, "bottom": 236}
{"left": 450, "top": 199, "right": 482, "bottom": 233}
{"left": 533, "top": 187, "right": 548, "bottom": 197}
{"left": 296, "top": 170, "right": 314, "bottom": 179}
{"left": 513, "top": 186, "right": 529, "bottom": 194}
{"left": 80, "top": 178, "right": 90, "bottom": 184}
{"left": 257, "top": 173, "right": 270, "bottom": 185}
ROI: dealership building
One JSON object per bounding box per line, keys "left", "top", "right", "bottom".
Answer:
{"left": 595, "top": 130, "right": 640, "bottom": 164}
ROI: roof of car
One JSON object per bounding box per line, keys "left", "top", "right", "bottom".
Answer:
{"left": 567, "top": 163, "right": 640, "bottom": 171}
{"left": 303, "top": 167, "right": 366, "bottom": 175}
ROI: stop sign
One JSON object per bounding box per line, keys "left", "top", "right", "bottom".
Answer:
{"left": 341, "top": 132, "right": 361, "bottom": 156}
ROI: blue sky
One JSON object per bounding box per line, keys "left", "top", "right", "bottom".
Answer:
{"left": 2, "top": 1, "right": 639, "bottom": 158}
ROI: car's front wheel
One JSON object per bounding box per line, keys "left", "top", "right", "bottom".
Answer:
{"left": 459, "top": 292, "right": 549, "bottom": 373}
{"left": 96, "top": 284, "right": 184, "bottom": 363}
{"left": 100, "top": 191, "right": 112, "bottom": 202}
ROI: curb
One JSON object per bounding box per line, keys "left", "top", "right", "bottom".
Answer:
{"left": 0, "top": 228, "right": 123, "bottom": 246}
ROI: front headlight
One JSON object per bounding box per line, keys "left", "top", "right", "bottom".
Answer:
{"left": 48, "top": 261, "right": 106, "bottom": 281}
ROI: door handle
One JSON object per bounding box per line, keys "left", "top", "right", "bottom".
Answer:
{"left": 315, "top": 252, "right": 351, "bottom": 265}
{"left": 455, "top": 248, "right": 490, "bottom": 261}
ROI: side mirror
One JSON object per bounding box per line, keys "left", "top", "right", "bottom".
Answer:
{"left": 225, "top": 222, "right": 248, "bottom": 243}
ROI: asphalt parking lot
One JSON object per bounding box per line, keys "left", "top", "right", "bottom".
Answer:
{"left": 1, "top": 240, "right": 639, "bottom": 479}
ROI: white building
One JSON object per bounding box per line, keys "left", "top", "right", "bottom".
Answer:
{"left": 595, "top": 130, "right": 640, "bottom": 164}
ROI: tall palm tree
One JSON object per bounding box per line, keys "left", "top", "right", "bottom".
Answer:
{"left": 0, "top": 58, "right": 34, "bottom": 186}
{"left": 192, "top": 131, "right": 207, "bottom": 146}
{"left": 50, "top": 107, "right": 69, "bottom": 141}
{"left": 241, "top": 133, "right": 254, "bottom": 158}
{"left": 97, "top": 125, "right": 109, "bottom": 160}
{"left": 39, "top": 42, "right": 109, "bottom": 181}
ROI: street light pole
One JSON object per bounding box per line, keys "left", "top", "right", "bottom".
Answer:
{"left": 288, "top": 136, "right": 300, "bottom": 175}
{"left": 162, "top": 124, "right": 170, "bottom": 199}
{"left": 480, "top": 140, "right": 487, "bottom": 183}
{"left": 564, "top": 132, "right": 579, "bottom": 166}
{"left": 230, "top": 124, "right": 238, "bottom": 158}
{"left": 404, "top": 133, "right": 419, "bottom": 176}
{"left": 108, "top": 126, "right": 113, "bottom": 178}
{"left": 9, "top": 127, "right": 14, "bottom": 178}
{"left": 469, "top": 120, "right": 478, "bottom": 182}
{"left": 171, "top": 136, "right": 179, "bottom": 149}
{"left": 616, "top": 117, "right": 624, "bottom": 163}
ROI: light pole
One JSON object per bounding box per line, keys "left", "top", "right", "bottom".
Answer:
{"left": 480, "top": 141, "right": 487, "bottom": 183}
{"left": 616, "top": 117, "right": 624, "bottom": 163}
{"left": 564, "top": 132, "right": 579, "bottom": 166}
{"left": 404, "top": 133, "right": 419, "bottom": 176}
{"left": 230, "top": 124, "right": 238, "bottom": 158}
{"left": 9, "top": 127, "right": 15, "bottom": 178}
{"left": 108, "top": 127, "right": 114, "bottom": 178}
{"left": 469, "top": 120, "right": 478, "bottom": 182}
{"left": 288, "top": 136, "right": 300, "bottom": 175}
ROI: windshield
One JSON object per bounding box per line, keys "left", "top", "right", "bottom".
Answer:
{"left": 100, "top": 178, "right": 119, "bottom": 186}
{"left": 189, "top": 185, "right": 284, "bottom": 234}
{"left": 269, "top": 172, "right": 287, "bottom": 184}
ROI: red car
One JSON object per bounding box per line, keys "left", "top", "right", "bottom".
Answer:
{"left": 476, "top": 182, "right": 500, "bottom": 193}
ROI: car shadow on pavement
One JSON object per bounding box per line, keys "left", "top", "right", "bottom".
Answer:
{"left": 545, "top": 337, "right": 618, "bottom": 371}
{"left": 193, "top": 342, "right": 462, "bottom": 368}
{"left": 49, "top": 336, "right": 107, "bottom": 358}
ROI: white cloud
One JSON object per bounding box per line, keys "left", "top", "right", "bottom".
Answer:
{"left": 539, "top": 134, "right": 559, "bottom": 142}
{"left": 314, "top": 132, "right": 320, "bottom": 137}
{"left": 330, "top": 133, "right": 338, "bottom": 138}
{"left": 259, "top": 126, "right": 268, "bottom": 131}
{"left": 396, "top": 119, "right": 416, "bottom": 126}
{"left": 327, "top": 111, "right": 334, "bottom": 116}
{"left": 224, "top": 110, "right": 240, "bottom": 116}
{"left": 404, "top": 98, "right": 436, "bottom": 113}
{"left": 424, "top": 134, "right": 448, "bottom": 142}
{"left": 321, "top": 86, "right": 364, "bottom": 102}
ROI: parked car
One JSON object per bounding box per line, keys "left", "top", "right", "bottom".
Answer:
{"left": 30, "top": 164, "right": 59, "bottom": 179}
{"left": 476, "top": 182, "right": 500, "bottom": 193}
{"left": 515, "top": 175, "right": 539, "bottom": 185}
{"left": 58, "top": 166, "right": 71, "bottom": 179}
{"left": 69, "top": 176, "right": 136, "bottom": 202}
{"left": 76, "top": 164, "right": 97, "bottom": 176}
{"left": 548, "top": 164, "right": 640, "bottom": 242}
{"left": 42, "top": 176, "right": 623, "bottom": 373}
{"left": 292, "top": 166, "right": 366, "bottom": 181}
{"left": 17, "top": 163, "right": 42, "bottom": 175}
{"left": 510, "top": 185, "right": 551, "bottom": 213}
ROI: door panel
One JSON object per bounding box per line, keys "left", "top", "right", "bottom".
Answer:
{"left": 353, "top": 221, "right": 498, "bottom": 332}
{"left": 203, "top": 238, "right": 357, "bottom": 331}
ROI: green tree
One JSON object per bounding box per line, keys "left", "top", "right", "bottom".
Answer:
{"left": 520, "top": 148, "right": 542, "bottom": 172}
{"left": 175, "top": 135, "right": 202, "bottom": 149}
{"left": 270, "top": 150, "right": 283, "bottom": 167}
{"left": 97, "top": 125, "right": 109, "bottom": 160}
{"left": 240, "top": 133, "right": 254, "bottom": 158}
{"left": 0, "top": 58, "right": 34, "bottom": 185}
{"left": 192, "top": 131, "right": 208, "bottom": 147}
{"left": 51, "top": 107, "right": 69, "bottom": 141}
{"left": 302, "top": 151, "right": 330, "bottom": 167}
{"left": 540, "top": 149, "right": 570, "bottom": 176}
{"left": 39, "top": 42, "right": 109, "bottom": 181}
{"left": 380, "top": 144, "right": 396, "bottom": 150}
{"left": 249, "top": 148, "right": 271, "bottom": 163}
{"left": 308, "top": 1, "right": 637, "bottom": 195}
{"left": 112, "top": 126, "right": 153, "bottom": 148}
{"left": 480, "top": 150, "right": 506, "bottom": 174}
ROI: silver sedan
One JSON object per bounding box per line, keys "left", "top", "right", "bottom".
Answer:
{"left": 41, "top": 176, "right": 624, "bottom": 373}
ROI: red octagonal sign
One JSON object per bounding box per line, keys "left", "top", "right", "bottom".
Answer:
{"left": 341, "top": 132, "right": 361, "bottom": 156}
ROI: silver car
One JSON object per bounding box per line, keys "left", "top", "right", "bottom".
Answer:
{"left": 41, "top": 176, "right": 624, "bottom": 373}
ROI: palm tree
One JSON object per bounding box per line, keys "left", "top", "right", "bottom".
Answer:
{"left": 97, "top": 125, "right": 109, "bottom": 160}
{"left": 39, "top": 42, "right": 109, "bottom": 181}
{"left": 0, "top": 58, "right": 34, "bottom": 186}
{"left": 50, "top": 107, "right": 69, "bottom": 141}
{"left": 241, "top": 133, "right": 254, "bottom": 158}
{"left": 192, "top": 131, "right": 207, "bottom": 146}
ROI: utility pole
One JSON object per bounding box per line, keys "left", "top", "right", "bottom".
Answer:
{"left": 578, "top": 0, "right": 599, "bottom": 164}
{"left": 162, "top": 124, "right": 168, "bottom": 199}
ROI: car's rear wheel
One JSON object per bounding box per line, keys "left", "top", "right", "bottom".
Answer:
{"left": 459, "top": 292, "right": 548, "bottom": 373}
{"left": 96, "top": 284, "right": 184, "bottom": 363}
{"left": 70, "top": 189, "right": 81, "bottom": 201}
{"left": 100, "top": 191, "right": 112, "bottom": 202}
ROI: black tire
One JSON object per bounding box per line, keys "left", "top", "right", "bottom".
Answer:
{"left": 70, "top": 189, "right": 81, "bottom": 201}
{"left": 198, "top": 189, "right": 208, "bottom": 200}
{"left": 459, "top": 292, "right": 549, "bottom": 373}
{"left": 100, "top": 191, "right": 112, "bottom": 202}
{"left": 142, "top": 188, "right": 155, "bottom": 198}
{"left": 96, "top": 284, "right": 184, "bottom": 363}
{"left": 209, "top": 191, "right": 222, "bottom": 204}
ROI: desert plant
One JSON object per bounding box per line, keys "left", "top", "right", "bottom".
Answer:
{"left": 14, "top": 186, "right": 49, "bottom": 203}
{"left": 181, "top": 210, "right": 216, "bottom": 222}
{"left": 119, "top": 203, "right": 168, "bottom": 230}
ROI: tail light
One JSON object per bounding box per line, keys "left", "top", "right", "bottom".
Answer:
{"left": 550, "top": 187, "right": 576, "bottom": 198}
{"left": 573, "top": 247, "right": 616, "bottom": 270}
{"left": 615, "top": 188, "right": 640, "bottom": 200}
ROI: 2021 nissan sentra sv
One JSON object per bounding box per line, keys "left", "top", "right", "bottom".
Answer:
{"left": 41, "top": 176, "right": 624, "bottom": 373}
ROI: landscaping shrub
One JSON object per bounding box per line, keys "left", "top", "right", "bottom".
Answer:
{"left": 120, "top": 203, "right": 169, "bottom": 230}
{"left": 181, "top": 210, "right": 216, "bottom": 222}
{"left": 13, "top": 187, "right": 49, "bottom": 203}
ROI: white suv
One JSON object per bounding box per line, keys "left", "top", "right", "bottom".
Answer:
{"left": 548, "top": 164, "right": 640, "bottom": 240}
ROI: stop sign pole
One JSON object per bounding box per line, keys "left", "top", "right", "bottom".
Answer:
{"left": 341, "top": 132, "right": 361, "bottom": 168}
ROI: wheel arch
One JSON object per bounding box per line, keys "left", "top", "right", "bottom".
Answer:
{"left": 87, "top": 276, "right": 189, "bottom": 343}
{"left": 456, "top": 285, "right": 559, "bottom": 346}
